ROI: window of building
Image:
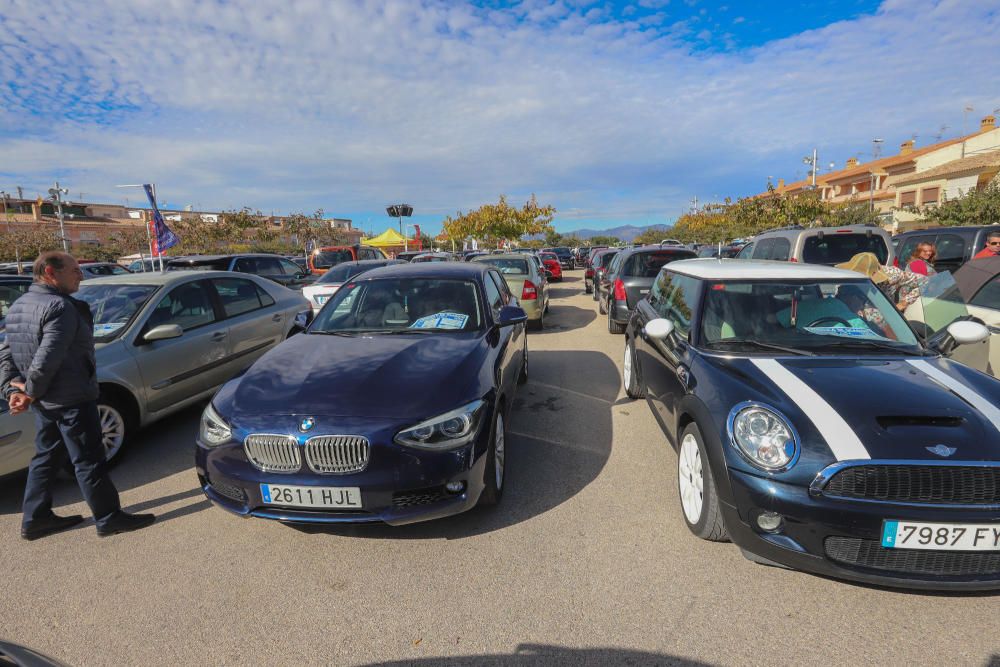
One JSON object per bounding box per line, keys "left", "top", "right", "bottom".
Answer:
{"left": 900, "top": 190, "right": 917, "bottom": 207}
{"left": 921, "top": 187, "right": 940, "bottom": 205}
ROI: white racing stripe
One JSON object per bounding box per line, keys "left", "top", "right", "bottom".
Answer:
{"left": 750, "top": 359, "right": 870, "bottom": 461}
{"left": 908, "top": 360, "right": 1000, "bottom": 434}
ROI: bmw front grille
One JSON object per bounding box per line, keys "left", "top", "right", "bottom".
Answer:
{"left": 244, "top": 434, "right": 302, "bottom": 473}
{"left": 304, "top": 435, "right": 370, "bottom": 474}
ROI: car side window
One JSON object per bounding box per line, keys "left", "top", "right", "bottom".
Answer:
{"left": 489, "top": 271, "right": 511, "bottom": 304}
{"left": 483, "top": 273, "right": 504, "bottom": 313}
{"left": 278, "top": 258, "right": 303, "bottom": 275}
{"left": 736, "top": 242, "right": 754, "bottom": 259}
{"left": 0, "top": 282, "right": 30, "bottom": 319}
{"left": 770, "top": 238, "right": 791, "bottom": 261}
{"left": 934, "top": 234, "right": 966, "bottom": 266}
{"left": 898, "top": 235, "right": 934, "bottom": 266}
{"left": 654, "top": 272, "right": 700, "bottom": 338}
{"left": 145, "top": 281, "right": 216, "bottom": 332}
{"left": 754, "top": 238, "right": 775, "bottom": 260}
{"left": 212, "top": 277, "right": 265, "bottom": 317}
{"left": 970, "top": 277, "right": 1000, "bottom": 310}
{"left": 254, "top": 257, "right": 283, "bottom": 274}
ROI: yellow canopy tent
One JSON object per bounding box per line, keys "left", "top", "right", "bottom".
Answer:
{"left": 363, "top": 228, "right": 411, "bottom": 248}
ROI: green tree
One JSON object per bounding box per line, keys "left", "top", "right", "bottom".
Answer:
{"left": 919, "top": 182, "right": 1000, "bottom": 226}
{"left": 587, "top": 235, "right": 622, "bottom": 247}
{"left": 442, "top": 195, "right": 555, "bottom": 245}
{"left": 631, "top": 228, "right": 670, "bottom": 245}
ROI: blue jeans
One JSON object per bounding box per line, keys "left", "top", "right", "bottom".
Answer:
{"left": 22, "top": 401, "right": 121, "bottom": 530}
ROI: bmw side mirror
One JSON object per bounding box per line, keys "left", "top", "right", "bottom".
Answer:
{"left": 644, "top": 318, "right": 674, "bottom": 340}
{"left": 142, "top": 324, "right": 183, "bottom": 343}
{"left": 497, "top": 305, "right": 528, "bottom": 327}
{"left": 294, "top": 309, "right": 314, "bottom": 330}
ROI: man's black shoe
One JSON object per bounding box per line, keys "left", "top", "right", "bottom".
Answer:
{"left": 21, "top": 514, "right": 85, "bottom": 541}
{"left": 96, "top": 511, "right": 156, "bottom": 537}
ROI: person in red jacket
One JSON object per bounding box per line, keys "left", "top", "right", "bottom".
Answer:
{"left": 905, "top": 242, "right": 937, "bottom": 276}
{"left": 973, "top": 231, "right": 1000, "bottom": 260}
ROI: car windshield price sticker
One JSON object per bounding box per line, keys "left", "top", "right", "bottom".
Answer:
{"left": 882, "top": 520, "right": 1000, "bottom": 551}
{"left": 410, "top": 312, "right": 469, "bottom": 330}
{"left": 804, "top": 326, "right": 889, "bottom": 341}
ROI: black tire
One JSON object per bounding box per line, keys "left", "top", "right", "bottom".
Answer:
{"left": 608, "top": 304, "right": 625, "bottom": 334}
{"left": 623, "top": 338, "right": 645, "bottom": 399}
{"left": 518, "top": 339, "right": 528, "bottom": 385}
{"left": 96, "top": 391, "right": 136, "bottom": 465}
{"left": 478, "top": 405, "right": 506, "bottom": 506}
{"left": 677, "top": 423, "right": 729, "bottom": 542}
{"left": 528, "top": 314, "right": 543, "bottom": 331}
{"left": 584, "top": 283, "right": 592, "bottom": 294}
{"left": 593, "top": 286, "right": 600, "bottom": 301}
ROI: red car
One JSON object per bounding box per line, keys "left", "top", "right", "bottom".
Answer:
{"left": 538, "top": 252, "right": 563, "bottom": 281}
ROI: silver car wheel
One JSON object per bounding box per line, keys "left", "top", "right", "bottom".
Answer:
{"left": 678, "top": 433, "right": 704, "bottom": 525}
{"left": 494, "top": 412, "right": 505, "bottom": 490}
{"left": 98, "top": 404, "right": 126, "bottom": 460}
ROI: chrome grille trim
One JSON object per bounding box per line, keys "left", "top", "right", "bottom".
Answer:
{"left": 304, "top": 435, "right": 370, "bottom": 474}
{"left": 244, "top": 434, "right": 302, "bottom": 473}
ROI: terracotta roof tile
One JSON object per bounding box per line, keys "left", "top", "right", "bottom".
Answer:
{"left": 894, "top": 150, "right": 1000, "bottom": 185}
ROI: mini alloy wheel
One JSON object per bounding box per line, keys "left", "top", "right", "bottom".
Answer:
{"left": 676, "top": 424, "right": 728, "bottom": 541}
{"left": 98, "top": 403, "right": 127, "bottom": 461}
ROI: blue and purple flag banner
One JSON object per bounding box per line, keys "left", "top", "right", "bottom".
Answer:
{"left": 143, "top": 184, "right": 180, "bottom": 255}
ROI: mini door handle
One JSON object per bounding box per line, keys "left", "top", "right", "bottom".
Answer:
{"left": 272, "top": 314, "right": 283, "bottom": 322}
{"left": 210, "top": 332, "right": 227, "bottom": 341}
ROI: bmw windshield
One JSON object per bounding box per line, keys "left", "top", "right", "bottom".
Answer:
{"left": 310, "top": 278, "right": 483, "bottom": 333}
{"left": 700, "top": 279, "right": 922, "bottom": 354}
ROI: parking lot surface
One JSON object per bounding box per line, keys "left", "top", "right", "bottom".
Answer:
{"left": 1, "top": 273, "right": 998, "bottom": 667}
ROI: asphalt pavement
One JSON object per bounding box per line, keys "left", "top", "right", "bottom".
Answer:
{"left": 1, "top": 272, "right": 998, "bottom": 667}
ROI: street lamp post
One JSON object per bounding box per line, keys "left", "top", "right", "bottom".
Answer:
{"left": 47, "top": 182, "right": 70, "bottom": 252}
{"left": 386, "top": 204, "right": 413, "bottom": 236}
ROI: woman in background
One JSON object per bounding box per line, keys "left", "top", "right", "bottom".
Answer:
{"left": 906, "top": 242, "right": 937, "bottom": 276}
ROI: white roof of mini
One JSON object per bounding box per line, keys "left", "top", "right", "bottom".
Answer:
{"left": 668, "top": 258, "right": 867, "bottom": 280}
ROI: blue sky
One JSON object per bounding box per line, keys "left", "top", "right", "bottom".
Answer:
{"left": 1, "top": 0, "right": 998, "bottom": 236}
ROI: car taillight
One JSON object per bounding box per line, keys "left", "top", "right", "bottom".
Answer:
{"left": 788, "top": 257, "right": 797, "bottom": 262}
{"left": 613, "top": 278, "right": 626, "bottom": 301}
{"left": 521, "top": 280, "right": 538, "bottom": 300}
{"left": 586, "top": 269, "right": 594, "bottom": 277}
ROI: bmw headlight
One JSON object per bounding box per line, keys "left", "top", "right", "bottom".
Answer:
{"left": 199, "top": 402, "right": 233, "bottom": 447}
{"left": 395, "top": 400, "right": 486, "bottom": 450}
{"left": 728, "top": 403, "right": 798, "bottom": 471}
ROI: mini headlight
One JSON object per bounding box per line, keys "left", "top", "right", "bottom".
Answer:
{"left": 199, "top": 402, "right": 233, "bottom": 447}
{"left": 728, "top": 403, "right": 798, "bottom": 471}
{"left": 395, "top": 400, "right": 486, "bottom": 450}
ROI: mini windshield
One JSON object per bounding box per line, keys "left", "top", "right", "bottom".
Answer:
{"left": 700, "top": 280, "right": 921, "bottom": 354}
{"left": 312, "top": 249, "right": 353, "bottom": 269}
{"left": 310, "top": 278, "right": 482, "bottom": 333}
{"left": 76, "top": 284, "right": 160, "bottom": 341}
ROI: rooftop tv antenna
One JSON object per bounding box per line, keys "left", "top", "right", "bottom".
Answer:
{"left": 935, "top": 125, "right": 949, "bottom": 141}
{"left": 871, "top": 138, "right": 883, "bottom": 159}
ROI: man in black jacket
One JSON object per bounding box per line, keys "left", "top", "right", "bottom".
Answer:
{"left": 0, "top": 252, "right": 155, "bottom": 540}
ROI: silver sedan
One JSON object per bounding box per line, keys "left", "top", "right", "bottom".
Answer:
{"left": 0, "top": 271, "right": 310, "bottom": 475}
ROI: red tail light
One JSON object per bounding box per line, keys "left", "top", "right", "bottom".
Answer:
{"left": 788, "top": 257, "right": 797, "bottom": 262}
{"left": 521, "top": 280, "right": 538, "bottom": 300}
{"left": 613, "top": 278, "right": 626, "bottom": 301}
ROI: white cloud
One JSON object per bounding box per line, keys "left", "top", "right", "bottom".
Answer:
{"left": 0, "top": 0, "right": 998, "bottom": 231}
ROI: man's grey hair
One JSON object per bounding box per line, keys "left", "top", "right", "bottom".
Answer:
{"left": 33, "top": 251, "right": 69, "bottom": 282}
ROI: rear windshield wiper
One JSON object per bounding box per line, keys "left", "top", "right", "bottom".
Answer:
{"left": 706, "top": 339, "right": 815, "bottom": 356}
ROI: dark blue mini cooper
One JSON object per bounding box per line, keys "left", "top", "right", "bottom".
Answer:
{"left": 622, "top": 259, "right": 1000, "bottom": 590}
{"left": 196, "top": 262, "right": 528, "bottom": 525}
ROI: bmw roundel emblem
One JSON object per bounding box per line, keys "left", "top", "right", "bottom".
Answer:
{"left": 299, "top": 417, "right": 316, "bottom": 432}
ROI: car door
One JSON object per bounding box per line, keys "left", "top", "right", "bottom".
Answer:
{"left": 208, "top": 277, "right": 286, "bottom": 385}
{"left": 639, "top": 271, "right": 701, "bottom": 428}
{"left": 0, "top": 401, "right": 35, "bottom": 476}
{"left": 485, "top": 271, "right": 520, "bottom": 394}
{"left": 966, "top": 275, "right": 1000, "bottom": 375}
{"left": 129, "top": 279, "right": 225, "bottom": 413}
{"left": 932, "top": 232, "right": 968, "bottom": 274}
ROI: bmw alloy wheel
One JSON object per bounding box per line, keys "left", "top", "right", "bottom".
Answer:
{"left": 494, "top": 413, "right": 505, "bottom": 490}
{"left": 678, "top": 433, "right": 704, "bottom": 524}
{"left": 98, "top": 403, "right": 126, "bottom": 460}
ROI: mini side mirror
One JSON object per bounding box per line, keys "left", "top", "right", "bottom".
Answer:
{"left": 143, "top": 324, "right": 183, "bottom": 342}
{"left": 644, "top": 318, "right": 675, "bottom": 340}
{"left": 946, "top": 320, "right": 990, "bottom": 346}
{"left": 497, "top": 305, "right": 528, "bottom": 327}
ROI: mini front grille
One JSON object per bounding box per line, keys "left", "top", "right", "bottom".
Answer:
{"left": 304, "top": 435, "right": 369, "bottom": 474}
{"left": 825, "top": 537, "right": 1000, "bottom": 576}
{"left": 210, "top": 480, "right": 246, "bottom": 503}
{"left": 244, "top": 434, "right": 301, "bottom": 473}
{"left": 392, "top": 487, "right": 446, "bottom": 508}
{"left": 821, "top": 465, "right": 1000, "bottom": 505}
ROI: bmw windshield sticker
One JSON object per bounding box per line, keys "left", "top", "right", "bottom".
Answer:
{"left": 750, "top": 359, "right": 871, "bottom": 461}
{"left": 803, "top": 326, "right": 888, "bottom": 341}
{"left": 410, "top": 312, "right": 469, "bottom": 330}
{"left": 907, "top": 360, "right": 1000, "bottom": 433}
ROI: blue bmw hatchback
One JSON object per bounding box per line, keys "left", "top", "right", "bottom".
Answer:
{"left": 196, "top": 263, "right": 528, "bottom": 525}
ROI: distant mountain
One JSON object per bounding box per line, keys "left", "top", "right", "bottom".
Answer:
{"left": 565, "top": 224, "right": 671, "bottom": 242}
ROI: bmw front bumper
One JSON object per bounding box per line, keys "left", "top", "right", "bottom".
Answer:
{"left": 195, "top": 410, "right": 494, "bottom": 526}
{"left": 723, "top": 468, "right": 1000, "bottom": 590}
